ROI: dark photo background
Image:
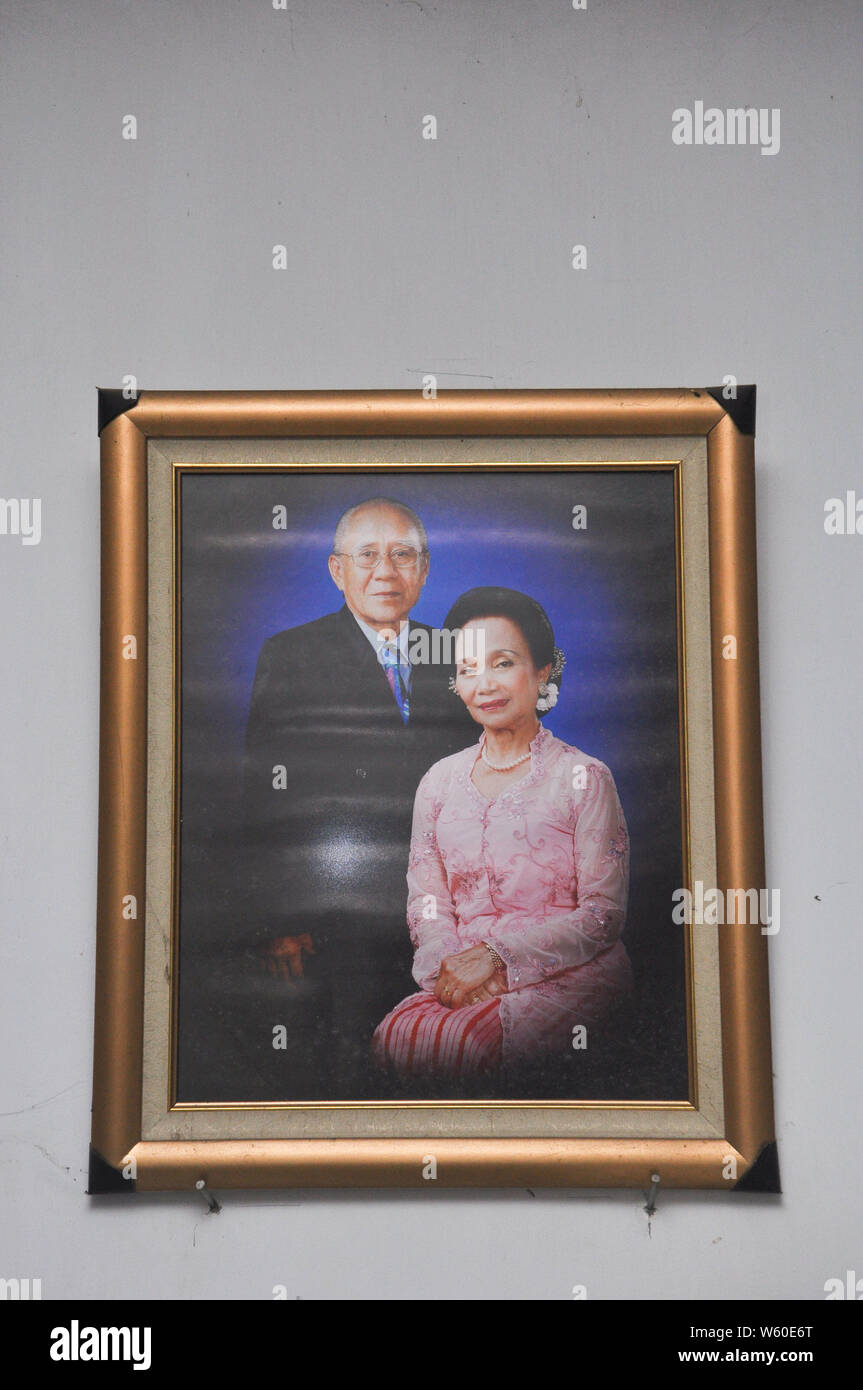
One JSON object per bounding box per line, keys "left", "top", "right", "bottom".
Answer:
{"left": 177, "top": 466, "right": 687, "bottom": 1102}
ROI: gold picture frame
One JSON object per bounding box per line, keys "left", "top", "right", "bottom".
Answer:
{"left": 90, "top": 388, "right": 778, "bottom": 1194}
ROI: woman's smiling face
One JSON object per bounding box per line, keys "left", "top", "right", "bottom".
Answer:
{"left": 455, "top": 616, "right": 550, "bottom": 731}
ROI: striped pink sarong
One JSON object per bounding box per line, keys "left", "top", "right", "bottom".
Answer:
{"left": 372, "top": 992, "right": 504, "bottom": 1080}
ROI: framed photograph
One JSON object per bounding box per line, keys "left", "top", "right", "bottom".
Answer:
{"left": 89, "top": 388, "right": 778, "bottom": 1194}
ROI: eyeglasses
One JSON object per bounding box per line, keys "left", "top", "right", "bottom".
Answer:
{"left": 333, "top": 546, "right": 426, "bottom": 570}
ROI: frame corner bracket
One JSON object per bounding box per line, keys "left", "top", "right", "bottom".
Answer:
{"left": 733, "top": 1139, "right": 781, "bottom": 1193}
{"left": 87, "top": 1143, "right": 135, "bottom": 1195}
{"left": 705, "top": 384, "right": 756, "bottom": 436}
{"left": 98, "top": 388, "right": 142, "bottom": 436}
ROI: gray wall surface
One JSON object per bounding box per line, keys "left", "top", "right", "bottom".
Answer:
{"left": 1, "top": 0, "right": 860, "bottom": 1300}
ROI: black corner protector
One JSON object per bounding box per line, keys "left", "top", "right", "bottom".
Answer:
{"left": 705, "top": 384, "right": 756, "bottom": 436}
{"left": 97, "top": 388, "right": 141, "bottom": 435}
{"left": 87, "top": 1144, "right": 135, "bottom": 1195}
{"left": 734, "top": 1140, "right": 781, "bottom": 1193}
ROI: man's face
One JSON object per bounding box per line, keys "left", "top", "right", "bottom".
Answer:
{"left": 328, "top": 505, "right": 429, "bottom": 630}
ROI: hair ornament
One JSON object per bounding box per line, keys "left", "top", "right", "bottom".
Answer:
{"left": 536, "top": 648, "right": 565, "bottom": 713}
{"left": 536, "top": 682, "right": 558, "bottom": 713}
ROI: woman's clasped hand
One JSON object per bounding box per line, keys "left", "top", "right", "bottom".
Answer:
{"left": 433, "top": 944, "right": 507, "bottom": 1009}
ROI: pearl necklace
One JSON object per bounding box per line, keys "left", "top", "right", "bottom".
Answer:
{"left": 480, "top": 745, "right": 532, "bottom": 772}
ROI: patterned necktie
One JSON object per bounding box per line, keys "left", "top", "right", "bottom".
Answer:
{"left": 380, "top": 644, "right": 410, "bottom": 724}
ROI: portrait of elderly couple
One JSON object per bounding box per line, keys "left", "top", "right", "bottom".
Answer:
{"left": 176, "top": 469, "right": 689, "bottom": 1104}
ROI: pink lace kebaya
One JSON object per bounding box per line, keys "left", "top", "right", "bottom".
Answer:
{"left": 372, "top": 723, "right": 633, "bottom": 1079}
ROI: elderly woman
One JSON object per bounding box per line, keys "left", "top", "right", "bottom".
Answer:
{"left": 372, "top": 587, "right": 633, "bottom": 1082}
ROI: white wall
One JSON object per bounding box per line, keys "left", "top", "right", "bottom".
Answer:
{"left": 1, "top": 0, "right": 860, "bottom": 1300}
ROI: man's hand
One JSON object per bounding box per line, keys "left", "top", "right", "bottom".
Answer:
{"left": 262, "top": 933, "right": 316, "bottom": 980}
{"left": 434, "top": 944, "right": 507, "bottom": 1010}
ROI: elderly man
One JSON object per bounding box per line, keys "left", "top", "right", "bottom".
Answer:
{"left": 242, "top": 497, "right": 473, "bottom": 1097}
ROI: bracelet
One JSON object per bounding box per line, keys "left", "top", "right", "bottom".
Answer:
{"left": 484, "top": 942, "right": 506, "bottom": 972}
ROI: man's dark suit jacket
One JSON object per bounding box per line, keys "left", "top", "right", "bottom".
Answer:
{"left": 242, "top": 604, "right": 475, "bottom": 985}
